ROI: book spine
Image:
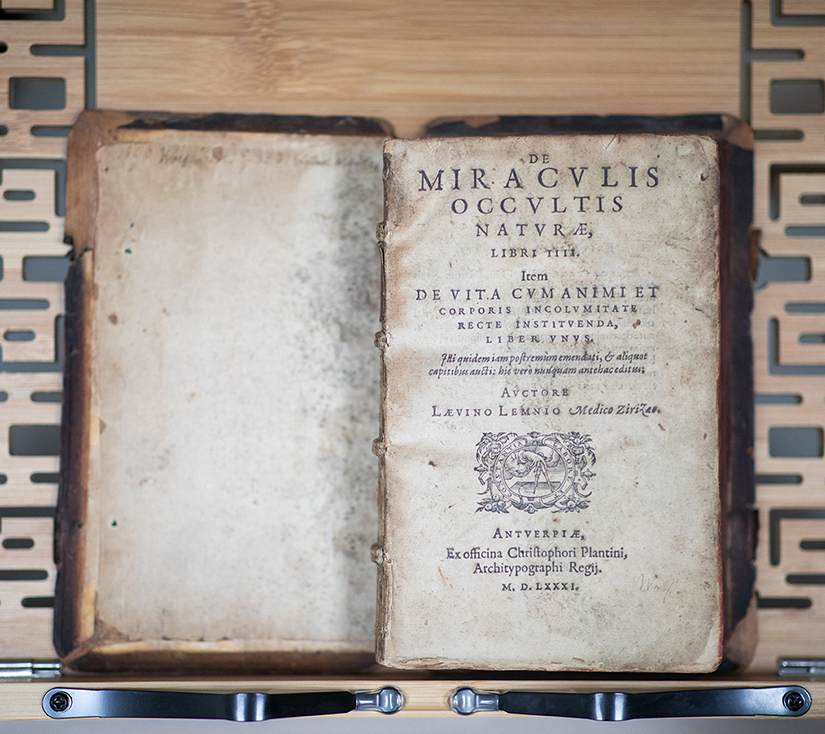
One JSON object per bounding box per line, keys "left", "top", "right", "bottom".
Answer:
{"left": 718, "top": 137, "right": 757, "bottom": 670}
{"left": 55, "top": 250, "right": 95, "bottom": 661}
{"left": 373, "top": 217, "right": 390, "bottom": 661}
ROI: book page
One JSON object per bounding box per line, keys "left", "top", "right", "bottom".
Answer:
{"left": 85, "top": 131, "right": 382, "bottom": 652}
{"left": 379, "top": 135, "right": 723, "bottom": 672}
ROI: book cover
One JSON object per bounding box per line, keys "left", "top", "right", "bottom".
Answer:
{"left": 56, "top": 111, "right": 390, "bottom": 672}
{"left": 375, "top": 123, "right": 754, "bottom": 672}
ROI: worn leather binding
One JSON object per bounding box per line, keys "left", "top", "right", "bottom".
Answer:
{"left": 56, "top": 110, "right": 392, "bottom": 673}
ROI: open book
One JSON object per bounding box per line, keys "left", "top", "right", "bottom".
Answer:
{"left": 56, "top": 112, "right": 754, "bottom": 674}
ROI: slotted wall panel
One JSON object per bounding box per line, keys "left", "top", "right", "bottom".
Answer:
{"left": 0, "top": 0, "right": 83, "bottom": 659}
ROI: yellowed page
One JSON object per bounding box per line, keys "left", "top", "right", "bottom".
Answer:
{"left": 378, "top": 135, "right": 723, "bottom": 672}
{"left": 86, "top": 131, "right": 382, "bottom": 653}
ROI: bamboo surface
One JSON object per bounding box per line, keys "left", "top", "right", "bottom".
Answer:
{"left": 95, "top": 1, "right": 741, "bottom": 139}
{"left": 1, "top": 0, "right": 825, "bottom": 720}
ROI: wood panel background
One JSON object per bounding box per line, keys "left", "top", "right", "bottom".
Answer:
{"left": 0, "top": 0, "right": 824, "bottom": 716}
{"left": 95, "top": 1, "right": 741, "bottom": 138}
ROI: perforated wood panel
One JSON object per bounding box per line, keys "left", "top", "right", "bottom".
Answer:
{"left": 0, "top": 0, "right": 824, "bottom": 676}
{"left": 746, "top": 0, "right": 825, "bottom": 673}
{"left": 0, "top": 0, "right": 88, "bottom": 659}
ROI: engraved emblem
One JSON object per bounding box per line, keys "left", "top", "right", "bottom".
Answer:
{"left": 474, "top": 432, "right": 596, "bottom": 514}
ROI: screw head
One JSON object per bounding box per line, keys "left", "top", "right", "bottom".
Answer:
{"left": 49, "top": 691, "right": 72, "bottom": 712}
{"left": 783, "top": 690, "right": 806, "bottom": 713}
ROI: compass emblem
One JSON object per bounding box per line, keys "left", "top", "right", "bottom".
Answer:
{"left": 474, "top": 431, "right": 596, "bottom": 514}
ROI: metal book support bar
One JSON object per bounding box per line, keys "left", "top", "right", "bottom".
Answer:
{"left": 450, "top": 686, "right": 812, "bottom": 720}
{"left": 42, "top": 685, "right": 812, "bottom": 721}
{"left": 42, "top": 687, "right": 405, "bottom": 721}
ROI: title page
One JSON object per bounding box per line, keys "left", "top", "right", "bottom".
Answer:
{"left": 378, "top": 135, "right": 723, "bottom": 672}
